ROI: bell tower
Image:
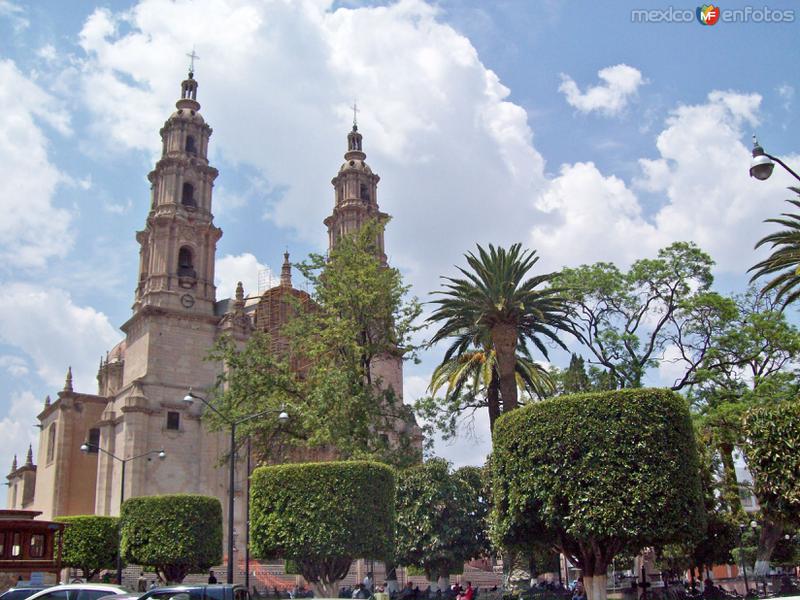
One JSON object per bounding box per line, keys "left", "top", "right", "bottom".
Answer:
{"left": 133, "top": 68, "right": 221, "bottom": 315}
{"left": 324, "top": 118, "right": 388, "bottom": 264}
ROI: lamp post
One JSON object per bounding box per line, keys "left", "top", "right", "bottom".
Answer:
{"left": 79, "top": 442, "right": 165, "bottom": 585}
{"left": 738, "top": 520, "right": 759, "bottom": 597}
{"left": 183, "top": 388, "right": 288, "bottom": 584}
{"left": 750, "top": 136, "right": 800, "bottom": 183}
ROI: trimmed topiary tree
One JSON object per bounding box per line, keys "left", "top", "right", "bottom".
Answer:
{"left": 250, "top": 461, "right": 395, "bottom": 597}
{"left": 120, "top": 494, "right": 222, "bottom": 583}
{"left": 58, "top": 515, "right": 119, "bottom": 580}
{"left": 492, "top": 388, "right": 705, "bottom": 600}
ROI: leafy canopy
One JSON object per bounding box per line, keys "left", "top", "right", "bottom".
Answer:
{"left": 57, "top": 515, "right": 119, "bottom": 580}
{"left": 394, "top": 459, "right": 490, "bottom": 580}
{"left": 491, "top": 388, "right": 705, "bottom": 580}
{"left": 120, "top": 494, "right": 222, "bottom": 584}
{"left": 207, "top": 219, "right": 422, "bottom": 467}
{"left": 250, "top": 461, "right": 395, "bottom": 596}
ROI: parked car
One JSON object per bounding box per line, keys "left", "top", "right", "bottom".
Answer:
{"left": 23, "top": 584, "right": 129, "bottom": 600}
{"left": 138, "top": 584, "right": 249, "bottom": 600}
{"left": 0, "top": 587, "right": 49, "bottom": 600}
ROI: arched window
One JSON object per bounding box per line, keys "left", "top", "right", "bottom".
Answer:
{"left": 360, "top": 183, "right": 370, "bottom": 203}
{"left": 178, "top": 246, "right": 196, "bottom": 278}
{"left": 185, "top": 135, "right": 197, "bottom": 154}
{"left": 182, "top": 182, "right": 196, "bottom": 207}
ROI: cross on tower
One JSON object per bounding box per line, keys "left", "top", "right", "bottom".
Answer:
{"left": 352, "top": 101, "right": 359, "bottom": 128}
{"left": 186, "top": 48, "right": 200, "bottom": 75}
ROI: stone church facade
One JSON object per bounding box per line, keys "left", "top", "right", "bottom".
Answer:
{"left": 5, "top": 70, "right": 421, "bottom": 581}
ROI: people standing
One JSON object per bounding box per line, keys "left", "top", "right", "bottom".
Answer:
{"left": 208, "top": 570, "right": 218, "bottom": 584}
{"left": 137, "top": 572, "right": 147, "bottom": 593}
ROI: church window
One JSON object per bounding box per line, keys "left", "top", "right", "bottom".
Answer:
{"left": 360, "top": 183, "right": 370, "bottom": 203}
{"left": 87, "top": 428, "right": 100, "bottom": 452}
{"left": 11, "top": 533, "right": 20, "bottom": 557}
{"left": 46, "top": 423, "right": 56, "bottom": 463}
{"left": 0, "top": 533, "right": 4, "bottom": 556}
{"left": 166, "top": 411, "right": 180, "bottom": 431}
{"left": 29, "top": 534, "right": 45, "bottom": 558}
{"left": 181, "top": 182, "right": 196, "bottom": 207}
{"left": 178, "top": 247, "right": 196, "bottom": 278}
{"left": 185, "top": 135, "right": 197, "bottom": 154}
{"left": 11, "top": 485, "right": 17, "bottom": 508}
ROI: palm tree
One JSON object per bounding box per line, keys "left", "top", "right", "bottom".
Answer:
{"left": 750, "top": 189, "right": 800, "bottom": 308}
{"left": 428, "top": 343, "right": 554, "bottom": 432}
{"left": 428, "top": 243, "right": 571, "bottom": 414}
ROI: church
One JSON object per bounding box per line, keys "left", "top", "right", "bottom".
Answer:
{"left": 5, "top": 67, "right": 422, "bottom": 582}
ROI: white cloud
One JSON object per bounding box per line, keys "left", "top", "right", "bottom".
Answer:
{"left": 215, "top": 253, "right": 272, "bottom": 301}
{"left": 0, "top": 284, "right": 120, "bottom": 392}
{"left": 37, "top": 44, "right": 57, "bottom": 62}
{"left": 0, "top": 391, "right": 41, "bottom": 499}
{"left": 535, "top": 90, "right": 797, "bottom": 274}
{"left": 559, "top": 64, "right": 644, "bottom": 116}
{"left": 0, "top": 60, "right": 74, "bottom": 269}
{"left": 0, "top": 0, "right": 28, "bottom": 32}
{"left": 0, "top": 355, "right": 29, "bottom": 377}
{"left": 75, "top": 0, "right": 546, "bottom": 298}
{"left": 777, "top": 83, "right": 794, "bottom": 113}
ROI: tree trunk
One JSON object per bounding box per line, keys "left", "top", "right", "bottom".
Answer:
{"left": 491, "top": 323, "right": 518, "bottom": 414}
{"left": 488, "top": 370, "right": 500, "bottom": 433}
{"left": 583, "top": 577, "right": 594, "bottom": 600}
{"left": 592, "top": 575, "right": 607, "bottom": 600}
{"left": 502, "top": 550, "right": 532, "bottom": 592}
{"left": 754, "top": 519, "right": 782, "bottom": 577}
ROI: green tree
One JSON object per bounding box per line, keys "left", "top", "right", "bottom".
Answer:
{"left": 558, "top": 242, "right": 720, "bottom": 389}
{"left": 250, "top": 461, "right": 395, "bottom": 597}
{"left": 742, "top": 401, "right": 800, "bottom": 575}
{"left": 415, "top": 343, "right": 553, "bottom": 444}
{"left": 491, "top": 388, "right": 705, "bottom": 600}
{"left": 427, "top": 243, "right": 571, "bottom": 420}
{"left": 394, "top": 459, "right": 490, "bottom": 587}
{"left": 58, "top": 515, "right": 119, "bottom": 580}
{"left": 208, "top": 219, "right": 422, "bottom": 467}
{"left": 749, "top": 189, "right": 800, "bottom": 308}
{"left": 120, "top": 494, "right": 222, "bottom": 583}
{"left": 690, "top": 288, "right": 800, "bottom": 524}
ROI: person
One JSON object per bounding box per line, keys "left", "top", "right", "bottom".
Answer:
{"left": 398, "top": 582, "right": 415, "bottom": 600}
{"left": 138, "top": 572, "right": 148, "bottom": 593}
{"left": 364, "top": 573, "right": 374, "bottom": 594}
{"left": 572, "top": 581, "right": 586, "bottom": 600}
{"left": 463, "top": 582, "right": 474, "bottom": 600}
{"left": 353, "top": 584, "right": 370, "bottom": 599}
{"left": 148, "top": 581, "right": 158, "bottom": 590}
{"left": 208, "top": 570, "right": 218, "bottom": 584}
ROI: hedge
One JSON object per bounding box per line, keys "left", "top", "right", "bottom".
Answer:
{"left": 250, "top": 461, "right": 395, "bottom": 595}
{"left": 120, "top": 494, "right": 222, "bottom": 583}
{"left": 492, "top": 388, "right": 704, "bottom": 599}
{"left": 57, "top": 515, "right": 119, "bottom": 580}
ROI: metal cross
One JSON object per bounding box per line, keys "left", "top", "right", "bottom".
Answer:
{"left": 186, "top": 48, "right": 200, "bottom": 74}
{"left": 352, "top": 101, "right": 359, "bottom": 127}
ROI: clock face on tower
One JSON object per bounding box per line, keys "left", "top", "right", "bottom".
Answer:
{"left": 180, "top": 293, "right": 195, "bottom": 309}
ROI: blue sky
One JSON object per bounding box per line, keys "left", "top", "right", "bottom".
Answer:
{"left": 0, "top": 0, "right": 798, "bottom": 476}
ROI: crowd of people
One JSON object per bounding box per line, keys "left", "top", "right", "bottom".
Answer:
{"left": 337, "top": 579, "right": 490, "bottom": 600}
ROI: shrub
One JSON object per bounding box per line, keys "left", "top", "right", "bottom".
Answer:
{"left": 492, "top": 388, "right": 704, "bottom": 600}
{"left": 250, "top": 461, "right": 395, "bottom": 597}
{"left": 58, "top": 515, "right": 119, "bottom": 580}
{"left": 120, "top": 494, "right": 222, "bottom": 583}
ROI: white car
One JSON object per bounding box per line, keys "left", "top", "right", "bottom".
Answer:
{"left": 24, "top": 584, "right": 129, "bottom": 600}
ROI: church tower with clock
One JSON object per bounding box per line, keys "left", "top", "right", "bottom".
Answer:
{"left": 7, "top": 64, "right": 422, "bottom": 586}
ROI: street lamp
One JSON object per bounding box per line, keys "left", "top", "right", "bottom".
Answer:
{"left": 737, "top": 520, "right": 759, "bottom": 597}
{"left": 750, "top": 136, "right": 800, "bottom": 183}
{"left": 183, "top": 388, "right": 288, "bottom": 584}
{"left": 79, "top": 441, "right": 165, "bottom": 584}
